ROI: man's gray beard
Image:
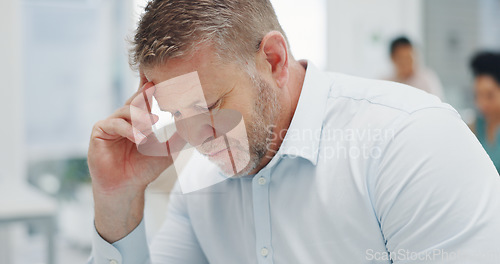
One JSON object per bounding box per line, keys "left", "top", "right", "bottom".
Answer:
{"left": 232, "top": 73, "right": 281, "bottom": 177}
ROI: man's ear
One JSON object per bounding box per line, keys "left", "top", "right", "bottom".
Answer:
{"left": 258, "top": 31, "right": 289, "bottom": 88}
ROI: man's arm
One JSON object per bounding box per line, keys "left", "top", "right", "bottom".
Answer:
{"left": 87, "top": 72, "right": 201, "bottom": 264}
{"left": 88, "top": 183, "right": 209, "bottom": 264}
{"left": 372, "top": 108, "right": 500, "bottom": 263}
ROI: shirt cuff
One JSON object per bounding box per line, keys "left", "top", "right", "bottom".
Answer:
{"left": 89, "top": 218, "right": 150, "bottom": 264}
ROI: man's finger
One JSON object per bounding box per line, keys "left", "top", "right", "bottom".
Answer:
{"left": 93, "top": 118, "right": 145, "bottom": 145}
{"left": 110, "top": 105, "right": 159, "bottom": 122}
{"left": 130, "top": 83, "right": 156, "bottom": 113}
{"left": 130, "top": 104, "right": 158, "bottom": 135}
{"left": 125, "top": 81, "right": 155, "bottom": 106}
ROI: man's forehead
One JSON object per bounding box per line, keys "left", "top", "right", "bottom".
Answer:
{"left": 154, "top": 71, "right": 200, "bottom": 88}
{"left": 142, "top": 63, "right": 199, "bottom": 84}
{"left": 153, "top": 71, "right": 204, "bottom": 98}
{"left": 152, "top": 72, "right": 205, "bottom": 112}
{"left": 141, "top": 46, "right": 222, "bottom": 83}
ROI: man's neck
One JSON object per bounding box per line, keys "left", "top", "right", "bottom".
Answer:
{"left": 250, "top": 59, "right": 307, "bottom": 174}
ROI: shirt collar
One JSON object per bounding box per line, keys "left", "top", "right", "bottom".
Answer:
{"left": 276, "top": 61, "right": 333, "bottom": 166}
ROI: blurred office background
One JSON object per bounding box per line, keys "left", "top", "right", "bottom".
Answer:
{"left": 1, "top": 0, "right": 499, "bottom": 263}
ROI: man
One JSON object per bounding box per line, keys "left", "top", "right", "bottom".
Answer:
{"left": 386, "top": 36, "right": 446, "bottom": 100}
{"left": 88, "top": 1, "right": 500, "bottom": 263}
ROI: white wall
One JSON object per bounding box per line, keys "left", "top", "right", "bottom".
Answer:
{"left": 326, "top": 0, "right": 423, "bottom": 78}
{"left": 22, "top": 1, "right": 121, "bottom": 159}
{"left": 479, "top": 0, "right": 500, "bottom": 50}
{"left": 0, "top": 0, "right": 25, "bottom": 185}
{"left": 272, "top": 0, "right": 328, "bottom": 69}
{"left": 422, "top": 0, "right": 500, "bottom": 112}
{"left": 423, "top": 0, "right": 480, "bottom": 110}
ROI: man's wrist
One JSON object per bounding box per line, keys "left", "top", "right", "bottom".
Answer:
{"left": 93, "top": 186, "right": 146, "bottom": 243}
{"left": 91, "top": 179, "right": 148, "bottom": 196}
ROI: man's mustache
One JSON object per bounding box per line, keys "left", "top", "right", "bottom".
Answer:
{"left": 197, "top": 135, "right": 243, "bottom": 156}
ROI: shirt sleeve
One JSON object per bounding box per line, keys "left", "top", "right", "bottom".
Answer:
{"left": 372, "top": 107, "right": 500, "bottom": 263}
{"left": 87, "top": 183, "right": 209, "bottom": 264}
{"left": 87, "top": 218, "right": 150, "bottom": 264}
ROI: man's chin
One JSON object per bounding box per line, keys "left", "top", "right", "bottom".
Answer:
{"left": 202, "top": 148, "right": 254, "bottom": 177}
{"left": 211, "top": 157, "right": 257, "bottom": 178}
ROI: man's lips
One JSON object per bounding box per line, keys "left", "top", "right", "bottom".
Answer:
{"left": 206, "top": 148, "right": 228, "bottom": 157}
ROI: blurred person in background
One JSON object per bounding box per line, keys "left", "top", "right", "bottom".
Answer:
{"left": 385, "top": 36, "right": 445, "bottom": 100}
{"left": 470, "top": 51, "right": 500, "bottom": 173}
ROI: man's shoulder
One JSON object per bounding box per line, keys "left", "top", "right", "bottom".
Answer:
{"left": 325, "top": 72, "right": 454, "bottom": 115}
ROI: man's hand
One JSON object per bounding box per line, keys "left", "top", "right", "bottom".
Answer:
{"left": 88, "top": 75, "right": 182, "bottom": 243}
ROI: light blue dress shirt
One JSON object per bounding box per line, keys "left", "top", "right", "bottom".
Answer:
{"left": 89, "top": 63, "right": 500, "bottom": 264}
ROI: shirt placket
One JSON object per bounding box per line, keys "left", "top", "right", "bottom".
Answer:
{"left": 252, "top": 169, "right": 274, "bottom": 264}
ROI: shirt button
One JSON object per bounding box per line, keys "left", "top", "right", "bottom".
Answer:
{"left": 109, "top": 260, "right": 119, "bottom": 264}
{"left": 258, "top": 177, "right": 267, "bottom": 185}
{"left": 261, "top": 247, "right": 269, "bottom": 257}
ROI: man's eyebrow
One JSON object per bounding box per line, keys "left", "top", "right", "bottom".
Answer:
{"left": 158, "top": 98, "right": 215, "bottom": 113}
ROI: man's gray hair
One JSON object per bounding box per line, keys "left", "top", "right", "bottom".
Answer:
{"left": 130, "top": 0, "right": 290, "bottom": 72}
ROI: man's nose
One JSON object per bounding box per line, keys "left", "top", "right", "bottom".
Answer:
{"left": 174, "top": 109, "right": 243, "bottom": 148}
{"left": 175, "top": 112, "right": 217, "bottom": 147}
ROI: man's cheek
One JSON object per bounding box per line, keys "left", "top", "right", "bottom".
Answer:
{"left": 224, "top": 116, "right": 251, "bottom": 172}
